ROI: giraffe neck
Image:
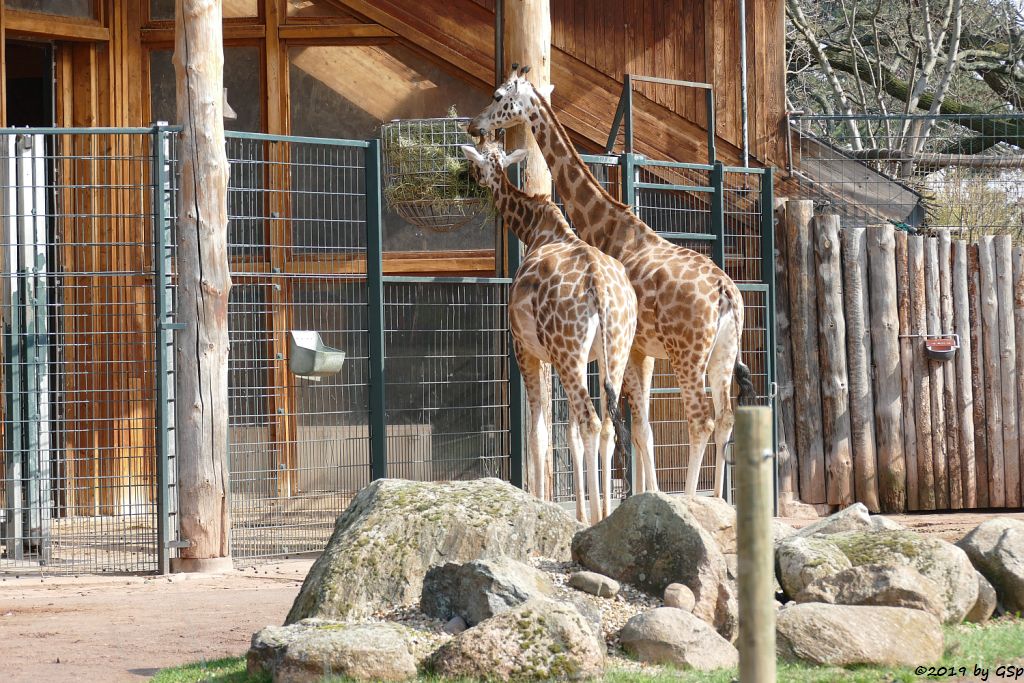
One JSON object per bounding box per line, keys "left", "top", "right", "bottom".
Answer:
{"left": 492, "top": 171, "right": 575, "bottom": 251}
{"left": 530, "top": 94, "right": 655, "bottom": 258}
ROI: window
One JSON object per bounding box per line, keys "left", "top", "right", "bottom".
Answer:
{"left": 150, "top": 0, "right": 257, "bottom": 21}
{"left": 6, "top": 0, "right": 92, "bottom": 17}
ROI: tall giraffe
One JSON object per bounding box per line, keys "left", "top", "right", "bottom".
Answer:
{"left": 461, "top": 140, "right": 637, "bottom": 523}
{"left": 468, "top": 67, "right": 756, "bottom": 497}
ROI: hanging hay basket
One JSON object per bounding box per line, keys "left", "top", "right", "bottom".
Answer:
{"left": 380, "top": 116, "right": 489, "bottom": 233}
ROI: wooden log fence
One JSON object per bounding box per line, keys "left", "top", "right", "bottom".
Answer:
{"left": 775, "top": 200, "right": 1024, "bottom": 511}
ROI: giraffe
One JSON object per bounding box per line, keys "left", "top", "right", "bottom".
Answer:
{"left": 461, "top": 140, "right": 637, "bottom": 523}
{"left": 468, "top": 67, "right": 757, "bottom": 498}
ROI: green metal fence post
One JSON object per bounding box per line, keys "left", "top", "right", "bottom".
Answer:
{"left": 365, "top": 139, "right": 388, "bottom": 481}
{"left": 711, "top": 161, "right": 725, "bottom": 268}
{"left": 620, "top": 151, "right": 638, "bottom": 493}
{"left": 152, "top": 124, "right": 174, "bottom": 575}
{"left": 759, "top": 166, "right": 779, "bottom": 514}
{"left": 705, "top": 90, "right": 717, "bottom": 164}
{"left": 507, "top": 164, "right": 524, "bottom": 488}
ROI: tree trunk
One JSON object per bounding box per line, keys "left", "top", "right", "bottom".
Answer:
{"left": 895, "top": 231, "right": 918, "bottom": 510}
{"left": 909, "top": 236, "right": 935, "bottom": 510}
{"left": 505, "top": 0, "right": 554, "bottom": 496}
{"left": 968, "top": 242, "right": 989, "bottom": 507}
{"left": 995, "top": 235, "right": 1019, "bottom": 507}
{"left": 938, "top": 231, "right": 962, "bottom": 508}
{"left": 867, "top": 225, "right": 906, "bottom": 512}
{"left": 172, "top": 0, "right": 232, "bottom": 568}
{"left": 774, "top": 202, "right": 799, "bottom": 504}
{"left": 952, "top": 240, "right": 977, "bottom": 508}
{"left": 979, "top": 236, "right": 1005, "bottom": 507}
{"left": 924, "top": 238, "right": 948, "bottom": 508}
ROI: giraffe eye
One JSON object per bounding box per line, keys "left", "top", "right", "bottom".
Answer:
{"left": 493, "top": 93, "right": 502, "bottom": 102}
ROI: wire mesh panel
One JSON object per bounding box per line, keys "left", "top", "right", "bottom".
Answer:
{"left": 790, "top": 113, "right": 1024, "bottom": 240}
{"left": 383, "top": 279, "right": 511, "bottom": 483}
{"left": 224, "top": 134, "right": 371, "bottom": 560}
{"left": 0, "top": 130, "right": 162, "bottom": 574}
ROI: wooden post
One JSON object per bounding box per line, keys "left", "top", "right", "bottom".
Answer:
{"left": 979, "top": 236, "right": 1005, "bottom": 507}
{"left": 784, "top": 201, "right": 826, "bottom": 504}
{"left": 953, "top": 240, "right": 978, "bottom": 508}
{"left": 968, "top": 243, "right": 990, "bottom": 507}
{"left": 815, "top": 214, "right": 853, "bottom": 506}
{"left": 909, "top": 236, "right": 935, "bottom": 510}
{"left": 1015, "top": 245, "right": 1024, "bottom": 506}
{"left": 774, "top": 203, "right": 798, "bottom": 505}
{"left": 995, "top": 235, "right": 1020, "bottom": 507}
{"left": 735, "top": 406, "right": 775, "bottom": 683}
{"left": 842, "top": 227, "right": 879, "bottom": 511}
{"left": 938, "top": 231, "right": 962, "bottom": 508}
{"left": 171, "top": 0, "right": 232, "bottom": 570}
{"left": 895, "top": 231, "right": 918, "bottom": 510}
{"left": 866, "top": 225, "right": 906, "bottom": 512}
{"left": 924, "top": 238, "right": 948, "bottom": 508}
{"left": 505, "top": 0, "right": 554, "bottom": 496}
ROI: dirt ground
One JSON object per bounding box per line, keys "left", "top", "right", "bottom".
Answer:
{"left": 3, "top": 510, "right": 1024, "bottom": 683}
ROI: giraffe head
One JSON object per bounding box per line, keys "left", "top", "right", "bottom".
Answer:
{"left": 467, "top": 65, "right": 555, "bottom": 139}
{"left": 460, "top": 141, "right": 528, "bottom": 192}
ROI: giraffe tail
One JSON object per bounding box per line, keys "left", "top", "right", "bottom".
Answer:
{"left": 721, "top": 281, "right": 757, "bottom": 407}
{"left": 590, "top": 281, "right": 631, "bottom": 464}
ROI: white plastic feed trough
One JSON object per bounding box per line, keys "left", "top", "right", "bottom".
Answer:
{"left": 288, "top": 330, "right": 346, "bottom": 380}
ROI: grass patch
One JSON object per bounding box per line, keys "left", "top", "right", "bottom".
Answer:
{"left": 152, "top": 619, "right": 1024, "bottom": 682}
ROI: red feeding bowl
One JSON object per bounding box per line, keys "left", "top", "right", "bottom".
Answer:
{"left": 924, "top": 336, "right": 958, "bottom": 362}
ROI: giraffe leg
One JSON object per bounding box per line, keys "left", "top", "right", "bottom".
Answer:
{"left": 553, "top": 358, "right": 601, "bottom": 525}
{"left": 672, "top": 354, "right": 716, "bottom": 497}
{"left": 622, "top": 351, "right": 656, "bottom": 494}
{"left": 596, "top": 345, "right": 629, "bottom": 520}
{"left": 519, "top": 352, "right": 549, "bottom": 501}
{"left": 707, "top": 317, "right": 742, "bottom": 498}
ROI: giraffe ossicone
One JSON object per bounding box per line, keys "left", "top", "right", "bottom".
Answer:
{"left": 468, "top": 70, "right": 757, "bottom": 499}
{"left": 461, "top": 140, "right": 638, "bottom": 524}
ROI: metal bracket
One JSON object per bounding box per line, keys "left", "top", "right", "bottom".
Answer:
{"left": 159, "top": 322, "right": 187, "bottom": 330}
{"left": 164, "top": 540, "right": 191, "bottom": 549}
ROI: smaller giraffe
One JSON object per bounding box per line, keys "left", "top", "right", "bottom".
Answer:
{"left": 462, "top": 141, "right": 637, "bottom": 524}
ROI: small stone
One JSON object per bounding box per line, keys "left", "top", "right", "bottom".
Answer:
{"left": 663, "top": 583, "right": 695, "bottom": 612}
{"left": 568, "top": 571, "right": 620, "bottom": 598}
{"left": 443, "top": 616, "right": 467, "bottom": 635}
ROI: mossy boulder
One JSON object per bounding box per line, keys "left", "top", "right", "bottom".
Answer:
{"left": 247, "top": 620, "right": 417, "bottom": 682}
{"left": 428, "top": 598, "right": 605, "bottom": 681}
{"left": 957, "top": 517, "right": 1024, "bottom": 614}
{"left": 421, "top": 557, "right": 555, "bottom": 626}
{"left": 794, "top": 564, "right": 945, "bottom": 618}
{"left": 776, "top": 528, "right": 977, "bottom": 623}
{"left": 571, "top": 492, "right": 735, "bottom": 640}
{"left": 286, "top": 478, "right": 581, "bottom": 623}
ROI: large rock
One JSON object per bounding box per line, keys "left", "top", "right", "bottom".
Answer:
{"left": 287, "top": 478, "right": 581, "bottom": 622}
{"left": 619, "top": 607, "right": 738, "bottom": 671}
{"left": 967, "top": 571, "right": 998, "bottom": 623}
{"left": 683, "top": 495, "right": 737, "bottom": 554}
{"left": 776, "top": 603, "right": 943, "bottom": 667}
{"left": 957, "top": 517, "right": 1024, "bottom": 614}
{"left": 571, "top": 492, "right": 735, "bottom": 639}
{"left": 792, "top": 503, "right": 872, "bottom": 538}
{"left": 776, "top": 528, "right": 977, "bottom": 623}
{"left": 247, "top": 620, "right": 417, "bottom": 683}
{"left": 795, "top": 564, "right": 944, "bottom": 617}
{"left": 773, "top": 520, "right": 797, "bottom": 546}
{"left": 429, "top": 599, "right": 605, "bottom": 681}
{"left": 420, "top": 557, "right": 554, "bottom": 625}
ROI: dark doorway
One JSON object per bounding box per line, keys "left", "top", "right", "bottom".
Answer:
{"left": 6, "top": 42, "right": 53, "bottom": 126}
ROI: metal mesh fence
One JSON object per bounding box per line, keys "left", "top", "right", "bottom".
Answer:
{"left": 790, "top": 113, "right": 1024, "bottom": 241}
{"left": 0, "top": 130, "right": 161, "bottom": 575}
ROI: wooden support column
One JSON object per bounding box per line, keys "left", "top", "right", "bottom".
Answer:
{"left": 909, "top": 236, "right": 935, "bottom": 510}
{"left": 895, "top": 231, "right": 918, "bottom": 510}
{"left": 773, "top": 202, "right": 798, "bottom": 506}
{"left": 924, "top": 238, "right": 948, "bottom": 508}
{"left": 968, "top": 243, "right": 990, "bottom": 507}
{"left": 979, "top": 236, "right": 1004, "bottom": 507}
{"left": 938, "top": 231, "right": 961, "bottom": 508}
{"left": 866, "top": 225, "right": 906, "bottom": 513}
{"left": 953, "top": 241, "right": 977, "bottom": 508}
{"left": 505, "top": 0, "right": 553, "bottom": 495}
{"left": 172, "top": 0, "right": 232, "bottom": 570}
{"left": 995, "top": 235, "right": 1019, "bottom": 507}
{"left": 814, "top": 214, "right": 852, "bottom": 507}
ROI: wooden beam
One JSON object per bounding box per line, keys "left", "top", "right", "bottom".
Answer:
{"left": 141, "top": 24, "right": 265, "bottom": 44}
{"left": 5, "top": 9, "right": 109, "bottom": 41}
{"left": 278, "top": 23, "right": 395, "bottom": 40}
{"left": 173, "top": 0, "right": 232, "bottom": 569}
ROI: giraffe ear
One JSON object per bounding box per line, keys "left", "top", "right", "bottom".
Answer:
{"left": 536, "top": 83, "right": 554, "bottom": 102}
{"left": 503, "top": 148, "right": 529, "bottom": 168}
{"left": 461, "top": 145, "right": 484, "bottom": 165}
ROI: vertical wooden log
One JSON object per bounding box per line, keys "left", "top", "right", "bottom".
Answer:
{"left": 774, "top": 203, "right": 798, "bottom": 504}
{"left": 841, "top": 226, "right": 878, "bottom": 511}
{"left": 172, "top": 0, "right": 232, "bottom": 568}
{"left": 924, "top": 238, "right": 949, "bottom": 508}
{"left": 979, "top": 236, "right": 1005, "bottom": 507}
{"left": 735, "top": 407, "right": 776, "bottom": 683}
{"left": 815, "top": 214, "right": 853, "bottom": 506}
{"left": 968, "top": 243, "right": 990, "bottom": 507}
{"left": 939, "top": 231, "right": 962, "bottom": 508}
{"left": 895, "top": 231, "right": 918, "bottom": 510}
{"left": 1015, "top": 245, "right": 1024, "bottom": 507}
{"left": 909, "top": 236, "right": 935, "bottom": 509}
{"left": 867, "top": 225, "right": 906, "bottom": 512}
{"left": 953, "top": 240, "right": 978, "bottom": 508}
{"left": 995, "top": 235, "right": 1020, "bottom": 507}
{"left": 784, "top": 201, "right": 826, "bottom": 504}
{"left": 506, "top": 0, "right": 553, "bottom": 495}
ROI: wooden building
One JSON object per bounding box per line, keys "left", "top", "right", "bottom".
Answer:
{"left": 0, "top": 0, "right": 785, "bottom": 554}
